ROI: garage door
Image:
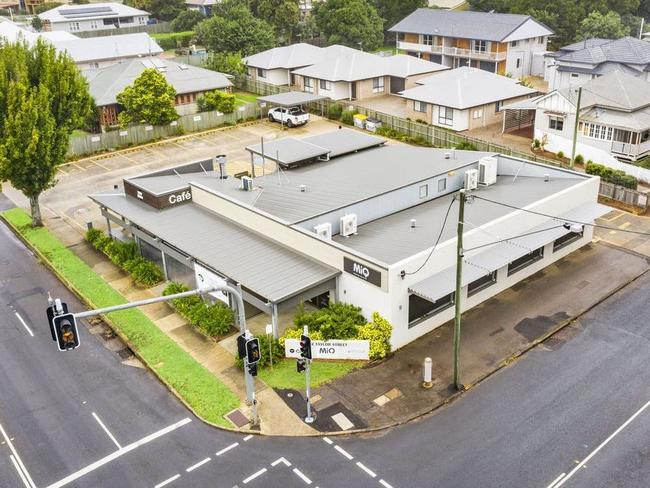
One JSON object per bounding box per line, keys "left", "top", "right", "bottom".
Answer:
{"left": 390, "top": 76, "right": 406, "bottom": 94}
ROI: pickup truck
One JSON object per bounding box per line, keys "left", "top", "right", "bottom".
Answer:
{"left": 267, "top": 106, "right": 309, "bottom": 127}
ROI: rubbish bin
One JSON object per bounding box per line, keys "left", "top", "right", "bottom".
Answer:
{"left": 353, "top": 113, "right": 368, "bottom": 129}
{"left": 365, "top": 117, "right": 382, "bottom": 132}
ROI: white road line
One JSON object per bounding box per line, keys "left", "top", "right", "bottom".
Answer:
{"left": 186, "top": 457, "right": 211, "bottom": 472}
{"left": 356, "top": 462, "right": 377, "bottom": 478}
{"left": 271, "top": 457, "right": 291, "bottom": 467}
{"left": 242, "top": 468, "right": 267, "bottom": 484}
{"left": 334, "top": 445, "right": 354, "bottom": 460}
{"left": 293, "top": 468, "right": 312, "bottom": 485}
{"left": 92, "top": 412, "right": 121, "bottom": 449}
{"left": 15, "top": 313, "right": 34, "bottom": 337}
{"left": 546, "top": 472, "right": 566, "bottom": 488}
{"left": 379, "top": 479, "right": 393, "bottom": 488}
{"left": 555, "top": 397, "right": 650, "bottom": 487}
{"left": 216, "top": 442, "right": 239, "bottom": 456}
{"left": 243, "top": 435, "right": 253, "bottom": 441}
{"left": 154, "top": 474, "right": 180, "bottom": 488}
{"left": 0, "top": 423, "right": 36, "bottom": 488}
{"left": 9, "top": 455, "right": 31, "bottom": 488}
{"left": 323, "top": 437, "right": 333, "bottom": 445}
{"left": 45, "top": 417, "right": 192, "bottom": 488}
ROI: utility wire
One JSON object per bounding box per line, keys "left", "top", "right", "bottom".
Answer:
{"left": 463, "top": 225, "right": 565, "bottom": 253}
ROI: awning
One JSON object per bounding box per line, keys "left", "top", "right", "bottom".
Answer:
{"left": 409, "top": 203, "right": 610, "bottom": 303}
{"left": 501, "top": 95, "right": 544, "bottom": 111}
{"left": 258, "top": 91, "right": 328, "bottom": 107}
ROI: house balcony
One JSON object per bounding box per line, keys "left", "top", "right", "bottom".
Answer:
{"left": 611, "top": 139, "right": 650, "bottom": 160}
{"left": 397, "top": 41, "right": 507, "bottom": 62}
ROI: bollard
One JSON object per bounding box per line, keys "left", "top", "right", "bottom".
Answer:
{"left": 422, "top": 357, "right": 433, "bottom": 389}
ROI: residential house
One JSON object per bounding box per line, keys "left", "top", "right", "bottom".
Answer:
{"left": 531, "top": 71, "right": 650, "bottom": 163}
{"left": 428, "top": 0, "right": 469, "bottom": 10}
{"left": 291, "top": 50, "right": 449, "bottom": 101}
{"left": 185, "top": 0, "right": 215, "bottom": 16}
{"left": 39, "top": 3, "right": 150, "bottom": 33}
{"left": 400, "top": 67, "right": 537, "bottom": 131}
{"left": 84, "top": 58, "right": 232, "bottom": 127}
{"left": 389, "top": 9, "right": 553, "bottom": 78}
{"left": 544, "top": 37, "right": 650, "bottom": 90}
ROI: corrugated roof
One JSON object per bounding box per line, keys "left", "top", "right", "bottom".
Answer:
{"left": 400, "top": 67, "right": 536, "bottom": 109}
{"left": 558, "top": 71, "right": 650, "bottom": 111}
{"left": 243, "top": 43, "right": 334, "bottom": 70}
{"left": 89, "top": 194, "right": 339, "bottom": 302}
{"left": 258, "top": 91, "right": 327, "bottom": 107}
{"left": 52, "top": 33, "right": 162, "bottom": 63}
{"left": 39, "top": 2, "right": 149, "bottom": 22}
{"left": 301, "top": 129, "right": 386, "bottom": 158}
{"left": 581, "top": 106, "right": 650, "bottom": 131}
{"left": 388, "top": 8, "right": 553, "bottom": 42}
{"left": 246, "top": 138, "right": 330, "bottom": 166}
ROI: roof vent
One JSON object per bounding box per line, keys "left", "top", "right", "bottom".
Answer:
{"left": 444, "top": 152, "right": 451, "bottom": 159}
{"left": 410, "top": 219, "right": 417, "bottom": 229}
{"left": 299, "top": 184, "right": 307, "bottom": 192}
{"left": 241, "top": 176, "right": 254, "bottom": 191}
{"left": 544, "top": 174, "right": 550, "bottom": 182}
{"left": 340, "top": 214, "right": 358, "bottom": 237}
{"left": 313, "top": 222, "right": 332, "bottom": 240}
{"left": 214, "top": 154, "right": 227, "bottom": 179}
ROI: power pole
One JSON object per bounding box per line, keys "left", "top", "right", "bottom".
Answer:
{"left": 570, "top": 86, "right": 583, "bottom": 169}
{"left": 453, "top": 189, "right": 465, "bottom": 391}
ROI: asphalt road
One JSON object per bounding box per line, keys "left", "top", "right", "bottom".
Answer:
{"left": 1, "top": 196, "right": 649, "bottom": 488}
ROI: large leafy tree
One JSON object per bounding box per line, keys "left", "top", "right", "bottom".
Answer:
{"left": 371, "top": 0, "right": 427, "bottom": 37}
{"left": 195, "top": 5, "right": 277, "bottom": 56}
{"left": 250, "top": 0, "right": 300, "bottom": 44}
{"left": 117, "top": 68, "right": 178, "bottom": 127}
{"left": 313, "top": 0, "right": 384, "bottom": 51}
{"left": 576, "top": 11, "right": 631, "bottom": 40}
{"left": 170, "top": 10, "right": 205, "bottom": 32}
{"left": 0, "top": 40, "right": 91, "bottom": 227}
{"left": 126, "top": 0, "right": 184, "bottom": 20}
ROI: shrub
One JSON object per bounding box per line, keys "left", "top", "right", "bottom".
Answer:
{"left": 340, "top": 109, "right": 356, "bottom": 125}
{"left": 124, "top": 257, "right": 164, "bottom": 286}
{"left": 357, "top": 312, "right": 392, "bottom": 360}
{"left": 574, "top": 154, "right": 585, "bottom": 165}
{"left": 327, "top": 103, "right": 343, "bottom": 120}
{"left": 294, "top": 302, "right": 366, "bottom": 340}
{"left": 236, "top": 334, "right": 283, "bottom": 369}
{"left": 85, "top": 228, "right": 103, "bottom": 247}
{"left": 415, "top": 118, "right": 428, "bottom": 125}
{"left": 171, "top": 10, "right": 204, "bottom": 32}
{"left": 585, "top": 162, "right": 638, "bottom": 189}
{"left": 104, "top": 239, "right": 138, "bottom": 267}
{"left": 532, "top": 138, "right": 541, "bottom": 150}
{"left": 197, "top": 90, "right": 236, "bottom": 114}
{"left": 153, "top": 31, "right": 195, "bottom": 50}
{"left": 455, "top": 141, "right": 477, "bottom": 151}
{"left": 557, "top": 150, "right": 565, "bottom": 159}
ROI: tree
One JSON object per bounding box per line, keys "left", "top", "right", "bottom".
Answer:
{"left": 0, "top": 41, "right": 91, "bottom": 227}
{"left": 576, "top": 11, "right": 630, "bottom": 40}
{"left": 116, "top": 68, "right": 178, "bottom": 127}
{"left": 371, "top": 0, "right": 426, "bottom": 38}
{"left": 250, "top": 0, "right": 300, "bottom": 43}
{"left": 127, "top": 0, "right": 184, "bottom": 20}
{"left": 295, "top": 13, "right": 319, "bottom": 42}
{"left": 170, "top": 10, "right": 204, "bottom": 31}
{"left": 313, "top": 0, "right": 384, "bottom": 51}
{"left": 31, "top": 16, "right": 43, "bottom": 32}
{"left": 195, "top": 5, "right": 277, "bottom": 56}
{"left": 196, "top": 90, "right": 236, "bottom": 113}
{"left": 34, "top": 1, "right": 62, "bottom": 14}
{"left": 204, "top": 52, "right": 246, "bottom": 76}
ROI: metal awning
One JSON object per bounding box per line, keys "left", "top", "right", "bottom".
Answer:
{"left": 246, "top": 137, "right": 330, "bottom": 167}
{"left": 258, "top": 91, "right": 328, "bottom": 107}
{"left": 409, "top": 203, "right": 610, "bottom": 303}
{"left": 501, "top": 95, "right": 543, "bottom": 111}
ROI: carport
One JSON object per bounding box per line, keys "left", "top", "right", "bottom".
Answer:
{"left": 501, "top": 96, "right": 542, "bottom": 134}
{"left": 258, "top": 91, "right": 329, "bottom": 128}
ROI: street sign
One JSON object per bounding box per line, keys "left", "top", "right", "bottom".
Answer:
{"left": 194, "top": 263, "right": 228, "bottom": 305}
{"left": 285, "top": 339, "right": 369, "bottom": 360}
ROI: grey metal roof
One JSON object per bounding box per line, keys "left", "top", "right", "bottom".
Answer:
{"left": 84, "top": 58, "right": 232, "bottom": 106}
{"left": 196, "top": 145, "right": 497, "bottom": 224}
{"left": 556, "top": 37, "right": 650, "bottom": 66}
{"left": 89, "top": 194, "right": 339, "bottom": 302}
{"left": 246, "top": 138, "right": 330, "bottom": 166}
{"left": 581, "top": 106, "right": 650, "bottom": 131}
{"left": 332, "top": 175, "right": 585, "bottom": 264}
{"left": 39, "top": 2, "right": 149, "bottom": 22}
{"left": 242, "top": 43, "right": 331, "bottom": 70}
{"left": 258, "top": 91, "right": 327, "bottom": 107}
{"left": 301, "top": 129, "right": 386, "bottom": 158}
{"left": 401, "top": 67, "right": 537, "bottom": 109}
{"left": 558, "top": 71, "right": 650, "bottom": 112}
{"left": 409, "top": 203, "right": 610, "bottom": 303}
{"left": 51, "top": 33, "right": 163, "bottom": 64}
{"left": 388, "top": 8, "right": 553, "bottom": 42}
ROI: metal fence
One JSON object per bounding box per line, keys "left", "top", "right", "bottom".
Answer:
{"left": 599, "top": 182, "right": 649, "bottom": 213}
{"left": 74, "top": 22, "right": 172, "bottom": 38}
{"left": 68, "top": 104, "right": 260, "bottom": 158}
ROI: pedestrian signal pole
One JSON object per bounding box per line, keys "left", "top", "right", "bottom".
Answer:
{"left": 299, "top": 326, "right": 314, "bottom": 423}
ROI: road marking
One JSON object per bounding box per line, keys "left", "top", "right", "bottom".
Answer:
{"left": 356, "top": 462, "right": 377, "bottom": 478}
{"left": 10, "top": 455, "right": 31, "bottom": 488}
{"left": 186, "top": 457, "right": 211, "bottom": 472}
{"left": 334, "top": 445, "right": 354, "bottom": 460}
{"left": 154, "top": 474, "right": 180, "bottom": 488}
{"left": 546, "top": 473, "right": 566, "bottom": 488}
{"left": 379, "top": 479, "right": 393, "bottom": 488}
{"left": 243, "top": 434, "right": 253, "bottom": 441}
{"left": 0, "top": 423, "right": 36, "bottom": 488}
{"left": 92, "top": 412, "right": 121, "bottom": 449}
{"left": 323, "top": 437, "right": 333, "bottom": 445}
{"left": 271, "top": 457, "right": 291, "bottom": 467}
{"left": 554, "top": 397, "right": 650, "bottom": 487}
{"left": 293, "top": 468, "right": 312, "bottom": 484}
{"left": 15, "top": 313, "right": 34, "bottom": 337}
{"left": 216, "top": 442, "right": 239, "bottom": 456}
{"left": 242, "top": 468, "right": 267, "bottom": 484}
{"left": 45, "top": 417, "right": 191, "bottom": 488}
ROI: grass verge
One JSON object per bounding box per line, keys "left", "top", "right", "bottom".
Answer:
{"left": 234, "top": 91, "right": 259, "bottom": 108}
{"left": 259, "top": 359, "right": 363, "bottom": 391}
{"left": 2, "top": 208, "right": 239, "bottom": 427}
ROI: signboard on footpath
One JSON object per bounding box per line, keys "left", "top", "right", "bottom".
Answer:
{"left": 285, "top": 339, "right": 369, "bottom": 360}
{"left": 194, "top": 263, "right": 229, "bottom": 305}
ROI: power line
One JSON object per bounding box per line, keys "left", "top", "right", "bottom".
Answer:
{"left": 462, "top": 225, "right": 565, "bottom": 253}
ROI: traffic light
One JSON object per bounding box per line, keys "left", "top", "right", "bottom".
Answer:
{"left": 245, "top": 337, "right": 261, "bottom": 364}
{"left": 248, "top": 362, "right": 258, "bottom": 377}
{"left": 299, "top": 334, "right": 312, "bottom": 360}
{"left": 296, "top": 359, "right": 306, "bottom": 373}
{"left": 47, "top": 302, "right": 69, "bottom": 342}
{"left": 53, "top": 313, "right": 79, "bottom": 351}
{"left": 237, "top": 333, "right": 247, "bottom": 360}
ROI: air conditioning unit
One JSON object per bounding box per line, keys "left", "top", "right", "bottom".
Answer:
{"left": 464, "top": 169, "right": 478, "bottom": 190}
{"left": 340, "top": 214, "right": 358, "bottom": 237}
{"left": 241, "top": 176, "right": 254, "bottom": 191}
{"left": 313, "top": 222, "right": 332, "bottom": 240}
{"left": 478, "top": 156, "right": 498, "bottom": 186}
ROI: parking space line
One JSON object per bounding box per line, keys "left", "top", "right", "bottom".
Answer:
{"left": 293, "top": 468, "right": 312, "bottom": 484}
{"left": 0, "top": 423, "right": 36, "bottom": 488}
{"left": 334, "top": 445, "right": 354, "bottom": 460}
{"left": 154, "top": 474, "right": 180, "bottom": 488}
{"left": 379, "top": 479, "right": 393, "bottom": 488}
{"left": 323, "top": 437, "right": 333, "bottom": 445}
{"left": 546, "top": 472, "right": 566, "bottom": 488}
{"left": 356, "top": 462, "right": 377, "bottom": 478}
{"left": 271, "top": 457, "right": 291, "bottom": 467}
{"left": 10, "top": 455, "right": 32, "bottom": 488}
{"left": 243, "top": 434, "right": 253, "bottom": 441}
{"left": 186, "top": 457, "right": 211, "bottom": 472}
{"left": 15, "top": 312, "right": 34, "bottom": 337}
{"left": 216, "top": 442, "right": 239, "bottom": 456}
{"left": 242, "top": 468, "right": 267, "bottom": 484}
{"left": 92, "top": 412, "right": 121, "bottom": 449}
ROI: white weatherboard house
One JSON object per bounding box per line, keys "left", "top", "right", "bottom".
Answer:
{"left": 530, "top": 71, "right": 650, "bottom": 164}
{"left": 39, "top": 3, "right": 150, "bottom": 33}
{"left": 89, "top": 129, "right": 605, "bottom": 350}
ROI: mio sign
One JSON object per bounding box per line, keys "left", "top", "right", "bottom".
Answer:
{"left": 343, "top": 257, "right": 382, "bottom": 287}
{"left": 285, "top": 339, "right": 369, "bottom": 360}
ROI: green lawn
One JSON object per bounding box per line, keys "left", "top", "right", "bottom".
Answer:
{"left": 150, "top": 30, "right": 194, "bottom": 40}
{"left": 371, "top": 44, "right": 398, "bottom": 55}
{"left": 259, "top": 359, "right": 363, "bottom": 391}
{"left": 2, "top": 209, "right": 239, "bottom": 427}
{"left": 233, "top": 91, "right": 259, "bottom": 108}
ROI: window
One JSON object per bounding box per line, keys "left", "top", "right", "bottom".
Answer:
{"left": 89, "top": 62, "right": 99, "bottom": 69}
{"left": 516, "top": 58, "right": 521, "bottom": 68}
{"left": 90, "top": 20, "right": 98, "bottom": 29}
{"left": 495, "top": 100, "right": 503, "bottom": 113}
{"left": 553, "top": 230, "right": 584, "bottom": 252}
{"left": 120, "top": 16, "right": 134, "bottom": 23}
{"left": 414, "top": 100, "right": 427, "bottom": 113}
{"left": 570, "top": 73, "right": 579, "bottom": 78}
{"left": 538, "top": 36, "right": 545, "bottom": 44}
{"left": 422, "top": 34, "right": 434, "bottom": 46}
{"left": 138, "top": 16, "right": 146, "bottom": 25}
{"left": 69, "top": 22, "right": 80, "bottom": 31}
{"left": 472, "top": 40, "right": 488, "bottom": 53}
{"left": 319, "top": 79, "right": 331, "bottom": 90}
{"left": 472, "top": 108, "right": 483, "bottom": 119}
{"left": 419, "top": 184, "right": 428, "bottom": 199}
{"left": 437, "top": 178, "right": 446, "bottom": 192}
{"left": 304, "top": 77, "right": 313, "bottom": 93}
{"left": 257, "top": 67, "right": 267, "bottom": 78}
{"left": 372, "top": 77, "right": 385, "bottom": 93}
{"left": 578, "top": 122, "right": 612, "bottom": 141}
{"left": 510, "top": 40, "right": 518, "bottom": 47}
{"left": 103, "top": 18, "right": 117, "bottom": 25}
{"left": 507, "top": 247, "right": 544, "bottom": 276}
{"left": 467, "top": 271, "right": 497, "bottom": 297}
{"left": 438, "top": 106, "right": 453, "bottom": 126}
{"left": 548, "top": 115, "right": 564, "bottom": 131}
{"left": 408, "top": 292, "right": 455, "bottom": 327}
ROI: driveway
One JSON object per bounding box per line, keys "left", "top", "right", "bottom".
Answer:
{"left": 354, "top": 94, "right": 411, "bottom": 118}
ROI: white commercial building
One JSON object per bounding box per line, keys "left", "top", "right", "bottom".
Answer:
{"left": 90, "top": 129, "right": 606, "bottom": 350}
{"left": 39, "top": 3, "right": 150, "bottom": 33}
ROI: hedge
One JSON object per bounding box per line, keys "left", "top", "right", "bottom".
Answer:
{"left": 327, "top": 103, "right": 343, "bottom": 120}
{"left": 585, "top": 162, "right": 638, "bottom": 189}
{"left": 151, "top": 31, "right": 195, "bottom": 50}
{"left": 375, "top": 126, "right": 433, "bottom": 147}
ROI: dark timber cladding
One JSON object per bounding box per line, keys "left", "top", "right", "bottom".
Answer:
{"left": 123, "top": 180, "right": 192, "bottom": 210}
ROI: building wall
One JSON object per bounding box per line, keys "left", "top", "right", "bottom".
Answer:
{"left": 356, "top": 76, "right": 389, "bottom": 99}
{"left": 403, "top": 98, "right": 433, "bottom": 122}
{"left": 505, "top": 36, "right": 548, "bottom": 77}
{"left": 430, "top": 104, "right": 470, "bottom": 131}
{"left": 294, "top": 75, "right": 351, "bottom": 100}
{"left": 467, "top": 95, "right": 532, "bottom": 130}
{"left": 49, "top": 15, "right": 149, "bottom": 33}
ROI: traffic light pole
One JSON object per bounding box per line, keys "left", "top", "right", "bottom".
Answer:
{"left": 303, "top": 326, "right": 314, "bottom": 424}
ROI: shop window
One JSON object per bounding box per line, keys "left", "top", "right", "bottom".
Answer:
{"left": 138, "top": 238, "right": 164, "bottom": 272}
{"left": 467, "top": 271, "right": 497, "bottom": 297}
{"left": 408, "top": 292, "right": 455, "bottom": 327}
{"left": 164, "top": 252, "right": 195, "bottom": 287}
{"left": 507, "top": 247, "right": 544, "bottom": 276}
{"left": 553, "top": 231, "right": 583, "bottom": 252}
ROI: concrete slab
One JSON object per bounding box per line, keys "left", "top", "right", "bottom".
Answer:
{"left": 331, "top": 412, "right": 354, "bottom": 431}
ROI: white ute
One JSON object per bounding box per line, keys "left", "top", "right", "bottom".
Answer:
{"left": 267, "top": 106, "right": 309, "bottom": 127}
